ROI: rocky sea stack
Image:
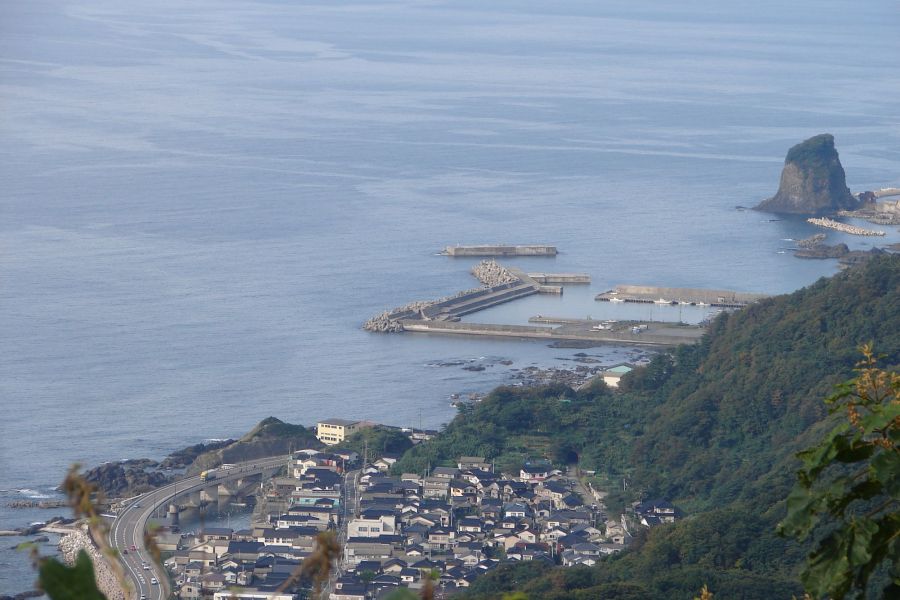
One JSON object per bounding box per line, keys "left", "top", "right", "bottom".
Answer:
{"left": 756, "top": 134, "right": 859, "bottom": 215}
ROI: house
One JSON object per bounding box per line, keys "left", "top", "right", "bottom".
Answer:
{"left": 423, "top": 477, "right": 449, "bottom": 499}
{"left": 449, "top": 479, "right": 477, "bottom": 497}
{"left": 427, "top": 528, "right": 455, "bottom": 551}
{"left": 213, "top": 591, "right": 295, "bottom": 600}
{"left": 431, "top": 466, "right": 460, "bottom": 480}
{"left": 458, "top": 457, "right": 492, "bottom": 471}
{"left": 373, "top": 456, "right": 398, "bottom": 471}
{"left": 199, "top": 527, "right": 233, "bottom": 542}
{"left": 635, "top": 498, "right": 678, "bottom": 523}
{"left": 601, "top": 364, "right": 634, "bottom": 388}
{"left": 502, "top": 502, "right": 531, "bottom": 519}
{"left": 457, "top": 516, "right": 484, "bottom": 533}
{"left": 345, "top": 540, "right": 393, "bottom": 566}
{"left": 316, "top": 418, "right": 373, "bottom": 445}
{"left": 519, "top": 464, "right": 551, "bottom": 483}
{"left": 328, "top": 585, "right": 367, "bottom": 600}
{"left": 226, "top": 540, "right": 264, "bottom": 562}
{"left": 348, "top": 513, "right": 397, "bottom": 538}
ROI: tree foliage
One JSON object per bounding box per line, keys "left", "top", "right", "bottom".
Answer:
{"left": 38, "top": 550, "right": 108, "bottom": 600}
{"left": 778, "top": 347, "right": 900, "bottom": 598}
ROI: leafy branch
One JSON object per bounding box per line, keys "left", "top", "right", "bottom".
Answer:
{"left": 778, "top": 345, "right": 900, "bottom": 599}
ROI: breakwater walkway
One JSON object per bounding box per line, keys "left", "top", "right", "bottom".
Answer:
{"left": 596, "top": 285, "right": 767, "bottom": 308}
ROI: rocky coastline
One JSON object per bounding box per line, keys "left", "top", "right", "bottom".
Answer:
{"left": 0, "top": 591, "right": 41, "bottom": 600}
{"left": 838, "top": 198, "right": 900, "bottom": 226}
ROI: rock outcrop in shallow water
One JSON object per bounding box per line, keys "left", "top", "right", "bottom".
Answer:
{"left": 756, "top": 134, "right": 859, "bottom": 215}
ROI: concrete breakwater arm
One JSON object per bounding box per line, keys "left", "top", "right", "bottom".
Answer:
{"left": 363, "top": 286, "right": 493, "bottom": 332}
{"left": 807, "top": 216, "right": 885, "bottom": 236}
{"left": 363, "top": 262, "right": 543, "bottom": 333}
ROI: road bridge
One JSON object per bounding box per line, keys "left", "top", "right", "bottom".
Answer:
{"left": 109, "top": 455, "right": 289, "bottom": 600}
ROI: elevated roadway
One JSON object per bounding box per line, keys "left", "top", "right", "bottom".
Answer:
{"left": 109, "top": 455, "right": 289, "bottom": 600}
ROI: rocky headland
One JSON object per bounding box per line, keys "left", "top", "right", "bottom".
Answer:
{"left": 756, "top": 134, "right": 859, "bottom": 215}
{"left": 186, "top": 417, "right": 321, "bottom": 475}
{"left": 79, "top": 419, "right": 319, "bottom": 498}
{"left": 83, "top": 459, "right": 172, "bottom": 498}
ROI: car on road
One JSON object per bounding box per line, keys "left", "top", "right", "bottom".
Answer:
{"left": 143, "top": 562, "right": 150, "bottom": 570}
{"left": 151, "top": 578, "right": 158, "bottom": 585}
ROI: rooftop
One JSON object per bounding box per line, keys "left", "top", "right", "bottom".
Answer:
{"left": 318, "top": 418, "right": 360, "bottom": 427}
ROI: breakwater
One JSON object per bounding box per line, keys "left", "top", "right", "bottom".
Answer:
{"left": 365, "top": 262, "right": 559, "bottom": 332}
{"left": 596, "top": 285, "right": 767, "bottom": 308}
{"left": 807, "top": 217, "right": 885, "bottom": 236}
{"left": 527, "top": 273, "right": 591, "bottom": 284}
{"left": 441, "top": 244, "right": 557, "bottom": 257}
{"left": 364, "top": 271, "right": 541, "bottom": 332}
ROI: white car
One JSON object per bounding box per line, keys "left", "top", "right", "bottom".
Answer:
{"left": 151, "top": 578, "right": 158, "bottom": 585}
{"left": 143, "top": 563, "right": 150, "bottom": 570}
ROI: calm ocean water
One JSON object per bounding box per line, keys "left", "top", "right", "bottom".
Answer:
{"left": 2, "top": 0, "right": 899, "bottom": 592}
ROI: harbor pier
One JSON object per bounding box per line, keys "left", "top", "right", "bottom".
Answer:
{"left": 596, "top": 285, "right": 767, "bottom": 308}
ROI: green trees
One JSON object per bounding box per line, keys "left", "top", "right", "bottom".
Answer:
{"left": 778, "top": 347, "right": 900, "bottom": 598}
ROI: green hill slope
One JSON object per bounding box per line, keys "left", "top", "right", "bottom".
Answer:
{"left": 394, "top": 255, "right": 900, "bottom": 598}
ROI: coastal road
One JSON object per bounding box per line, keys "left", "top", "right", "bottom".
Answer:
{"left": 323, "top": 468, "right": 360, "bottom": 600}
{"left": 109, "top": 455, "right": 290, "bottom": 600}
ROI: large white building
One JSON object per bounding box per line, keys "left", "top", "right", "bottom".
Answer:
{"left": 316, "top": 418, "right": 371, "bottom": 445}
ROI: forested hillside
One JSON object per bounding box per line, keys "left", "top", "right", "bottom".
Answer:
{"left": 393, "top": 255, "right": 900, "bottom": 598}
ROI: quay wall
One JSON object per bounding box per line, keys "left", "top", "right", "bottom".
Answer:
{"left": 399, "top": 320, "right": 700, "bottom": 347}
{"left": 597, "top": 285, "right": 768, "bottom": 305}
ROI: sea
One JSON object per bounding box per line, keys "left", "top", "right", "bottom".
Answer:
{"left": 2, "top": 0, "right": 899, "bottom": 593}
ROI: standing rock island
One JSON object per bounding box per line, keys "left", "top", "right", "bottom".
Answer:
{"left": 756, "top": 133, "right": 859, "bottom": 215}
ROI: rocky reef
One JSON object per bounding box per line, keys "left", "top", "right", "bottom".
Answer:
{"left": 794, "top": 243, "right": 850, "bottom": 259}
{"left": 756, "top": 134, "right": 859, "bottom": 215}
{"left": 82, "top": 459, "right": 172, "bottom": 498}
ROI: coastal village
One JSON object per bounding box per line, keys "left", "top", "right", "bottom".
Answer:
{"left": 155, "top": 417, "right": 677, "bottom": 600}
